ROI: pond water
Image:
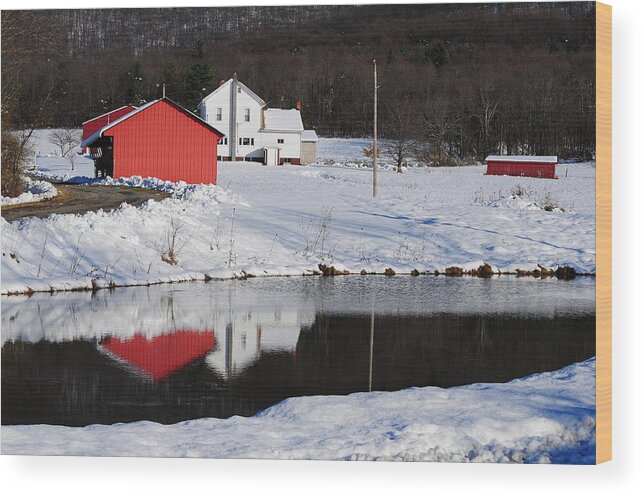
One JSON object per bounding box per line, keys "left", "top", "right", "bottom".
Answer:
{"left": 1, "top": 276, "right": 595, "bottom": 426}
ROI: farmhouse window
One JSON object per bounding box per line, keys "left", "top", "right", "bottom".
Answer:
{"left": 240, "top": 137, "right": 254, "bottom": 146}
{"left": 277, "top": 138, "right": 284, "bottom": 144}
{"left": 244, "top": 109, "right": 250, "bottom": 122}
{"left": 216, "top": 108, "right": 222, "bottom": 121}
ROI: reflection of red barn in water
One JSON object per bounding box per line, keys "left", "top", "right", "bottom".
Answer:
{"left": 99, "top": 330, "right": 215, "bottom": 381}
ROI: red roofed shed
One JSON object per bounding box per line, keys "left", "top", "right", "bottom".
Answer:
{"left": 81, "top": 98, "right": 224, "bottom": 184}
{"left": 485, "top": 155, "right": 558, "bottom": 179}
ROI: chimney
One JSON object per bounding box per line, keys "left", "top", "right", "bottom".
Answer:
{"left": 295, "top": 101, "right": 302, "bottom": 111}
{"left": 219, "top": 79, "right": 226, "bottom": 87}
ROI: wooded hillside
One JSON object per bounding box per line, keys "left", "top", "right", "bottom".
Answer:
{"left": 2, "top": 2, "right": 596, "bottom": 160}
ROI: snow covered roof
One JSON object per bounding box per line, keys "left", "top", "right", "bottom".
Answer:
{"left": 81, "top": 98, "right": 224, "bottom": 148}
{"left": 301, "top": 130, "right": 318, "bottom": 142}
{"left": 262, "top": 108, "right": 304, "bottom": 132}
{"left": 199, "top": 79, "right": 266, "bottom": 108}
{"left": 486, "top": 155, "right": 558, "bottom": 163}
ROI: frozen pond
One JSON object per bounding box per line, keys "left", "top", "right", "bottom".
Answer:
{"left": 1, "top": 276, "right": 595, "bottom": 426}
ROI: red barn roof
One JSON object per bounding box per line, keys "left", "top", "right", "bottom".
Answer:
{"left": 82, "top": 105, "right": 137, "bottom": 143}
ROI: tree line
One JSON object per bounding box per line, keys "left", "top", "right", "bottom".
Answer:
{"left": 2, "top": 2, "right": 596, "bottom": 193}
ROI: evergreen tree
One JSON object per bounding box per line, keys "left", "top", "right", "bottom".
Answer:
{"left": 121, "top": 62, "right": 147, "bottom": 106}
{"left": 184, "top": 63, "right": 213, "bottom": 112}
{"left": 425, "top": 39, "right": 450, "bottom": 69}
{"left": 161, "top": 63, "right": 184, "bottom": 101}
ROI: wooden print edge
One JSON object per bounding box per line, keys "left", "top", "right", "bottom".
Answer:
{"left": 596, "top": 1, "right": 612, "bottom": 464}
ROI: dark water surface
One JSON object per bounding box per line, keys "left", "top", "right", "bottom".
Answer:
{"left": 1, "top": 276, "right": 595, "bottom": 426}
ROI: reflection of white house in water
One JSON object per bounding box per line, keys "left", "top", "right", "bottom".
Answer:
{"left": 206, "top": 309, "right": 305, "bottom": 379}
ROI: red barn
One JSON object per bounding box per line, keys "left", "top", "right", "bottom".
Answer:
{"left": 485, "top": 155, "right": 558, "bottom": 179}
{"left": 82, "top": 105, "right": 137, "bottom": 146}
{"left": 81, "top": 98, "right": 224, "bottom": 184}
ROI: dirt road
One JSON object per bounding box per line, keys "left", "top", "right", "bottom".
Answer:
{"left": 1, "top": 181, "right": 169, "bottom": 222}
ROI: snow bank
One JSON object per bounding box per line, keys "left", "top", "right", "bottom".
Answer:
{"left": 1, "top": 133, "right": 596, "bottom": 294}
{"left": 1, "top": 177, "right": 58, "bottom": 206}
{"left": 0, "top": 358, "right": 596, "bottom": 463}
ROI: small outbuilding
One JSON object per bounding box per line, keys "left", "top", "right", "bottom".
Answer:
{"left": 485, "top": 155, "right": 558, "bottom": 179}
{"left": 81, "top": 105, "right": 137, "bottom": 154}
{"left": 81, "top": 98, "right": 224, "bottom": 184}
{"left": 300, "top": 130, "right": 318, "bottom": 165}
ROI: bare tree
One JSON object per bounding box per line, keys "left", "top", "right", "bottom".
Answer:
{"left": 422, "top": 92, "right": 461, "bottom": 164}
{"left": 1, "top": 11, "right": 60, "bottom": 196}
{"left": 49, "top": 129, "right": 81, "bottom": 170}
{"left": 470, "top": 84, "right": 500, "bottom": 158}
{"left": 382, "top": 97, "right": 417, "bottom": 173}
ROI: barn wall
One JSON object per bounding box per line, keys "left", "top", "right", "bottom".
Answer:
{"left": 105, "top": 101, "right": 219, "bottom": 184}
{"left": 486, "top": 161, "right": 557, "bottom": 179}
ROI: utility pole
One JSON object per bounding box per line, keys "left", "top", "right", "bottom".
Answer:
{"left": 373, "top": 59, "right": 378, "bottom": 198}
{"left": 369, "top": 300, "right": 375, "bottom": 392}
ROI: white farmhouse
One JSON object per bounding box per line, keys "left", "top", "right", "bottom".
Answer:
{"left": 198, "top": 75, "right": 318, "bottom": 165}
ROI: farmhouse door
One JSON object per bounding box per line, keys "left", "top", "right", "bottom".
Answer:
{"left": 264, "top": 148, "right": 279, "bottom": 166}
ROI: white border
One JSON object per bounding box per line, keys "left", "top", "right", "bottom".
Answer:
{"left": 1, "top": 1, "right": 641, "bottom": 494}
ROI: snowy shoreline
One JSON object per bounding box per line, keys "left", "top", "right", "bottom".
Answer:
{"left": 0, "top": 270, "right": 595, "bottom": 297}
{"left": 1, "top": 358, "right": 596, "bottom": 463}
{"left": 1, "top": 131, "right": 596, "bottom": 296}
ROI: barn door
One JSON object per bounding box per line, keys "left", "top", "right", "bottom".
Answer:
{"left": 95, "top": 137, "right": 114, "bottom": 178}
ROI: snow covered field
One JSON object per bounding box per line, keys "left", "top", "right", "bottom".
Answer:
{"left": 1, "top": 130, "right": 596, "bottom": 294}
{"left": 1, "top": 359, "right": 596, "bottom": 463}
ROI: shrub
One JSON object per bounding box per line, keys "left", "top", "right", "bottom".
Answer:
{"left": 1, "top": 131, "right": 29, "bottom": 198}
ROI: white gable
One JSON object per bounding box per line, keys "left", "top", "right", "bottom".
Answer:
{"left": 199, "top": 78, "right": 265, "bottom": 108}
{"left": 263, "top": 109, "right": 304, "bottom": 132}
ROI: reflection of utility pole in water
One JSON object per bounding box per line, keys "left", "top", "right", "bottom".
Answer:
{"left": 476, "top": 317, "right": 486, "bottom": 359}
{"left": 165, "top": 295, "right": 177, "bottom": 331}
{"left": 369, "top": 300, "right": 375, "bottom": 392}
{"left": 225, "top": 322, "right": 233, "bottom": 378}
{"left": 225, "top": 282, "right": 234, "bottom": 378}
